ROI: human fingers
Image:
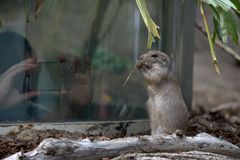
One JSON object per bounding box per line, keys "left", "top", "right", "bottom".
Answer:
{"left": 5, "top": 58, "right": 37, "bottom": 73}
{"left": 3, "top": 58, "right": 38, "bottom": 78}
{"left": 24, "top": 57, "right": 37, "bottom": 64}
{"left": 21, "top": 91, "right": 40, "bottom": 101}
{"left": 3, "top": 64, "right": 36, "bottom": 79}
{"left": 2, "top": 90, "right": 40, "bottom": 107}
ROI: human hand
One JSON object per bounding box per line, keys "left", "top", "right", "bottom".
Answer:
{"left": 0, "top": 58, "right": 39, "bottom": 108}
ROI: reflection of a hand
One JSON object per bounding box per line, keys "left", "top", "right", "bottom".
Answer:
{"left": 0, "top": 58, "right": 39, "bottom": 108}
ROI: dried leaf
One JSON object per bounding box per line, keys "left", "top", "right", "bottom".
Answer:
{"left": 121, "top": 67, "right": 135, "bottom": 87}
{"left": 35, "top": 0, "right": 44, "bottom": 19}
{"left": 135, "top": 0, "right": 160, "bottom": 48}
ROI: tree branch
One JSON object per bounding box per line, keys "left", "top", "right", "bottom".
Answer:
{"left": 5, "top": 132, "right": 240, "bottom": 160}
{"left": 196, "top": 23, "right": 240, "bottom": 62}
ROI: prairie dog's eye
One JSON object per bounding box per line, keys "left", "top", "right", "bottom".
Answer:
{"left": 151, "top": 54, "right": 158, "bottom": 58}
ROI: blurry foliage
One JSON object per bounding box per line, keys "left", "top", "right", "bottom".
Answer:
{"left": 91, "top": 48, "right": 128, "bottom": 73}
{"left": 69, "top": 47, "right": 128, "bottom": 73}
{"left": 201, "top": 0, "right": 240, "bottom": 45}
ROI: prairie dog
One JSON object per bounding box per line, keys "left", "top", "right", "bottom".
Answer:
{"left": 136, "top": 50, "right": 189, "bottom": 135}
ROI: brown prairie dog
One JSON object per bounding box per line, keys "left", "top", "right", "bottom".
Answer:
{"left": 136, "top": 50, "right": 189, "bottom": 135}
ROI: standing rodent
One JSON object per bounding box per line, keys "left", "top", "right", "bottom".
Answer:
{"left": 136, "top": 50, "right": 189, "bottom": 135}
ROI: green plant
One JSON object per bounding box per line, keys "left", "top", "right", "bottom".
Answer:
{"left": 136, "top": 0, "right": 240, "bottom": 74}
{"left": 199, "top": 0, "right": 240, "bottom": 74}
{"left": 91, "top": 48, "right": 128, "bottom": 73}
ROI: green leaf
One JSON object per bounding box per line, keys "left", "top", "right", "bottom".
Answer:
{"left": 200, "top": 0, "right": 240, "bottom": 73}
{"left": 209, "top": 5, "right": 222, "bottom": 42}
{"left": 209, "top": 5, "right": 220, "bottom": 22}
{"left": 202, "top": 0, "right": 237, "bottom": 12}
{"left": 230, "top": 0, "right": 240, "bottom": 11}
{"left": 212, "top": 18, "right": 221, "bottom": 43}
{"left": 222, "top": 10, "right": 238, "bottom": 44}
{"left": 135, "top": 0, "right": 160, "bottom": 48}
{"left": 208, "top": 2, "right": 239, "bottom": 44}
{"left": 219, "top": 11, "right": 228, "bottom": 43}
{"left": 231, "top": 10, "right": 240, "bottom": 33}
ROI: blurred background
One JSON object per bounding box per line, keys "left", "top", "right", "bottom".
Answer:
{"left": 0, "top": 0, "right": 239, "bottom": 122}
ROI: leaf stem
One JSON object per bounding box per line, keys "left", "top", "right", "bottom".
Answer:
{"left": 200, "top": 1, "right": 221, "bottom": 74}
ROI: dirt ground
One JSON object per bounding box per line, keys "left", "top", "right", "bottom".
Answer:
{"left": 0, "top": 29, "right": 240, "bottom": 159}
{"left": 0, "top": 109, "right": 240, "bottom": 159}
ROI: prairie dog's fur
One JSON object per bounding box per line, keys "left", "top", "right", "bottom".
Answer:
{"left": 137, "top": 50, "right": 189, "bottom": 135}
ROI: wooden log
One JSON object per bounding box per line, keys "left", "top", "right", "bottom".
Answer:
{"left": 4, "top": 132, "right": 240, "bottom": 160}
{"left": 112, "top": 151, "right": 239, "bottom": 160}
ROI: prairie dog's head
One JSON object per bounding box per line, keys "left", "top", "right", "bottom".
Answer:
{"left": 136, "top": 50, "right": 172, "bottom": 84}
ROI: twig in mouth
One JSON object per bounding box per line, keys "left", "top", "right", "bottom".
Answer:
{"left": 121, "top": 67, "right": 136, "bottom": 87}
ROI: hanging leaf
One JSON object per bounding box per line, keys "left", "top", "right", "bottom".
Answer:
{"left": 219, "top": 10, "right": 228, "bottom": 43}
{"left": 202, "top": 0, "right": 238, "bottom": 12}
{"left": 209, "top": 5, "right": 222, "bottom": 42}
{"left": 207, "top": 2, "right": 239, "bottom": 44}
{"left": 230, "top": 0, "right": 240, "bottom": 12}
{"left": 200, "top": 1, "right": 220, "bottom": 74}
{"left": 209, "top": 5, "right": 220, "bottom": 22}
{"left": 205, "top": 1, "right": 240, "bottom": 45}
{"left": 231, "top": 9, "right": 240, "bottom": 33}
{"left": 212, "top": 18, "right": 221, "bottom": 43}
{"left": 200, "top": 0, "right": 240, "bottom": 73}
{"left": 35, "top": 0, "right": 44, "bottom": 19}
{"left": 222, "top": 10, "right": 238, "bottom": 44}
{"left": 135, "top": 0, "right": 160, "bottom": 48}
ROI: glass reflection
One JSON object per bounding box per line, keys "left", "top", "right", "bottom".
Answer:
{"left": 0, "top": 0, "right": 161, "bottom": 122}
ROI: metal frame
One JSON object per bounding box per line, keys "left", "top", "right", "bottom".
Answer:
{"left": 161, "top": 0, "right": 196, "bottom": 110}
{"left": 0, "top": 120, "right": 150, "bottom": 136}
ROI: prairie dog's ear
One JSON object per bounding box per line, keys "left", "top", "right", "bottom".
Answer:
{"left": 161, "top": 55, "right": 168, "bottom": 66}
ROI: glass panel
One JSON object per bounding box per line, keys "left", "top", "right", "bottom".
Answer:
{"left": 0, "top": 0, "right": 161, "bottom": 122}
